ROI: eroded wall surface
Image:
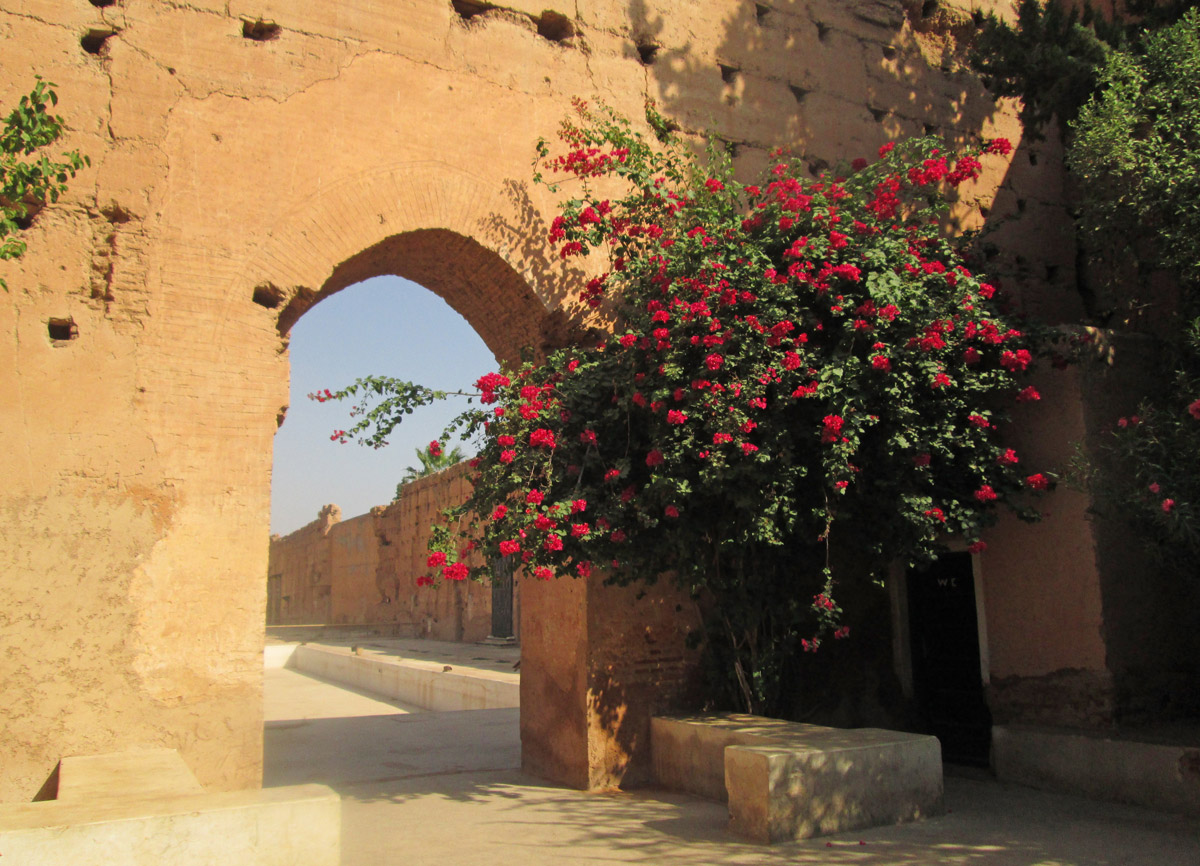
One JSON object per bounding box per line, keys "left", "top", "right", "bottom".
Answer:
{"left": 1, "top": 0, "right": 1091, "bottom": 801}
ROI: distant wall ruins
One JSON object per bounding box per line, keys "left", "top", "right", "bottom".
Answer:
{"left": 267, "top": 463, "right": 506, "bottom": 643}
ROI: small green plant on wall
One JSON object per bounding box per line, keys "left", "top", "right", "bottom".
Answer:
{"left": 1, "top": 77, "right": 89, "bottom": 291}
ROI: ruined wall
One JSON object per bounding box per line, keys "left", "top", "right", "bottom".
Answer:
{"left": 268, "top": 463, "right": 506, "bottom": 642}
{"left": 1, "top": 0, "right": 1090, "bottom": 801}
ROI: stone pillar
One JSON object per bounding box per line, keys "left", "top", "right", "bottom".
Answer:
{"left": 520, "top": 572, "right": 703, "bottom": 790}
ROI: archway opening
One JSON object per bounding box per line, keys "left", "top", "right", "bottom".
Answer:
{"left": 262, "top": 230, "right": 542, "bottom": 799}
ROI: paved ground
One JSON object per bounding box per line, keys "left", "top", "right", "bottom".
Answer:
{"left": 263, "top": 652, "right": 1200, "bottom": 866}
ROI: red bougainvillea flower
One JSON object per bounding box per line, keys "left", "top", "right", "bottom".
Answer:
{"left": 1025, "top": 473, "right": 1050, "bottom": 491}
{"left": 544, "top": 535, "right": 564, "bottom": 552}
{"left": 526, "top": 489, "right": 545, "bottom": 504}
{"left": 974, "top": 485, "right": 998, "bottom": 502}
{"left": 580, "top": 429, "right": 598, "bottom": 444}
{"left": 705, "top": 353, "right": 724, "bottom": 371}
{"left": 667, "top": 410, "right": 688, "bottom": 424}
{"left": 415, "top": 575, "right": 434, "bottom": 587}
{"left": 646, "top": 449, "right": 664, "bottom": 467}
{"left": 571, "top": 523, "right": 590, "bottom": 537}
{"left": 913, "top": 453, "right": 932, "bottom": 466}
{"left": 426, "top": 551, "right": 447, "bottom": 568}
{"left": 491, "top": 505, "right": 508, "bottom": 521}
{"left": 604, "top": 468, "right": 620, "bottom": 481}
{"left": 1189, "top": 399, "right": 1200, "bottom": 420}
{"left": 1000, "top": 349, "right": 1032, "bottom": 372}
{"left": 997, "top": 448, "right": 1019, "bottom": 465}
{"left": 1162, "top": 498, "right": 1175, "bottom": 513}
{"left": 442, "top": 562, "right": 469, "bottom": 581}
{"left": 576, "top": 561, "right": 592, "bottom": 577}
{"left": 497, "top": 435, "right": 516, "bottom": 446}
{"left": 500, "top": 450, "right": 516, "bottom": 464}
{"left": 534, "top": 566, "right": 553, "bottom": 580}
{"left": 967, "top": 541, "right": 988, "bottom": 554}
{"left": 834, "top": 626, "right": 850, "bottom": 639}
{"left": 821, "top": 415, "right": 844, "bottom": 443}
{"left": 924, "top": 507, "right": 946, "bottom": 523}
{"left": 872, "top": 355, "right": 891, "bottom": 371}
{"left": 1017, "top": 386, "right": 1041, "bottom": 403}
{"left": 499, "top": 540, "right": 520, "bottom": 556}
{"left": 530, "top": 428, "right": 557, "bottom": 448}
{"left": 665, "top": 505, "right": 680, "bottom": 518}
{"left": 985, "top": 138, "right": 1013, "bottom": 156}
{"left": 968, "top": 414, "right": 990, "bottom": 428}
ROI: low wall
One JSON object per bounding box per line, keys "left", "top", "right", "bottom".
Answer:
{"left": 267, "top": 464, "right": 516, "bottom": 643}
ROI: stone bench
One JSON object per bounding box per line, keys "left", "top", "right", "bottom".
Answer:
{"left": 652, "top": 713, "right": 943, "bottom": 843}
{"left": 0, "top": 748, "right": 340, "bottom": 866}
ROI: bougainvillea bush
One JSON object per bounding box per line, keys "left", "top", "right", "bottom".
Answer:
{"left": 331, "top": 102, "right": 1049, "bottom": 714}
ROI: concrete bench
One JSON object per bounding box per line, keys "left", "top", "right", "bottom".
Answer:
{"left": 0, "top": 748, "right": 340, "bottom": 866}
{"left": 652, "top": 713, "right": 943, "bottom": 843}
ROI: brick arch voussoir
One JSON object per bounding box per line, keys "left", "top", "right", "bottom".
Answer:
{"left": 243, "top": 161, "right": 592, "bottom": 364}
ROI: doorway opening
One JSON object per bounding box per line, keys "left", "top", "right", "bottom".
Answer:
{"left": 905, "top": 552, "right": 993, "bottom": 766}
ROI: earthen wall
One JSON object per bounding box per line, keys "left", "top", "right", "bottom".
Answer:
{"left": 1, "top": 0, "right": 1108, "bottom": 801}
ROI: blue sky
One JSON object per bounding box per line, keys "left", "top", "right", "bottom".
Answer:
{"left": 271, "top": 276, "right": 498, "bottom": 535}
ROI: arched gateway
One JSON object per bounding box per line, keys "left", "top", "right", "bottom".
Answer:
{"left": 1, "top": 0, "right": 1131, "bottom": 805}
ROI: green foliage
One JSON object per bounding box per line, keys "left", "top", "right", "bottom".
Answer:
{"left": 971, "top": 0, "right": 1193, "bottom": 140}
{"left": 336, "top": 102, "right": 1050, "bottom": 715}
{"left": 1065, "top": 9, "right": 1200, "bottom": 568}
{"left": 395, "top": 442, "right": 467, "bottom": 499}
{"left": 0, "top": 78, "right": 89, "bottom": 291}
{"left": 1069, "top": 8, "right": 1200, "bottom": 305}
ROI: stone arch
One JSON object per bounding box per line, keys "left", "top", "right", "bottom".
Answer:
{"left": 234, "top": 160, "right": 590, "bottom": 365}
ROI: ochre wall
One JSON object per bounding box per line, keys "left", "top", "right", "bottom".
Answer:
{"left": 1, "top": 0, "right": 1098, "bottom": 801}
{"left": 268, "top": 463, "right": 503, "bottom": 643}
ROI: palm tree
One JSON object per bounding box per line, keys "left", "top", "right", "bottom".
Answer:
{"left": 393, "top": 443, "right": 465, "bottom": 500}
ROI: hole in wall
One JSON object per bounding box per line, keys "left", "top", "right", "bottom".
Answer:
{"left": 787, "top": 84, "right": 809, "bottom": 103}
{"left": 452, "top": 0, "right": 496, "bottom": 22}
{"left": 923, "top": 122, "right": 939, "bottom": 135}
{"left": 100, "top": 203, "right": 133, "bottom": 224}
{"left": 535, "top": 10, "right": 575, "bottom": 43}
{"left": 1028, "top": 151, "right": 1038, "bottom": 166}
{"left": 48, "top": 318, "right": 78, "bottom": 342}
{"left": 979, "top": 206, "right": 990, "bottom": 218}
{"left": 253, "top": 283, "right": 286, "bottom": 310}
{"left": 13, "top": 211, "right": 35, "bottom": 231}
{"left": 922, "top": 0, "right": 939, "bottom": 17}
{"left": 636, "top": 41, "right": 659, "bottom": 65}
{"left": 754, "top": 3, "right": 770, "bottom": 25}
{"left": 882, "top": 45, "right": 897, "bottom": 60}
{"left": 89, "top": 0, "right": 117, "bottom": 6}
{"left": 807, "top": 157, "right": 830, "bottom": 177}
{"left": 816, "top": 22, "right": 831, "bottom": 42}
{"left": 718, "top": 63, "right": 739, "bottom": 85}
{"left": 1016, "top": 198, "right": 1027, "bottom": 213}
{"left": 276, "top": 406, "right": 289, "bottom": 428}
{"left": 1045, "top": 264, "right": 1059, "bottom": 282}
{"left": 242, "top": 19, "right": 282, "bottom": 41}
{"left": 81, "top": 28, "right": 117, "bottom": 54}
{"left": 868, "top": 107, "right": 888, "bottom": 123}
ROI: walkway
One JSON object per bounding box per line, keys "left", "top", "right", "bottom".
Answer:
{"left": 263, "top": 646, "right": 1200, "bottom": 866}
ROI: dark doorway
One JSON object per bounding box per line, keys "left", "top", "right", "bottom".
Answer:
{"left": 490, "top": 555, "right": 515, "bottom": 640}
{"left": 907, "top": 552, "right": 992, "bottom": 765}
